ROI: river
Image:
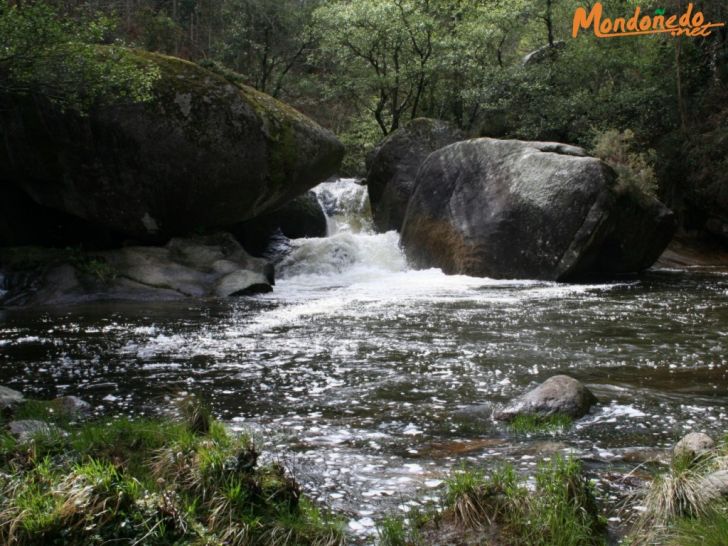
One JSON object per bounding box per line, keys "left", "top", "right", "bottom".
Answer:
{"left": 0, "top": 179, "right": 727, "bottom": 540}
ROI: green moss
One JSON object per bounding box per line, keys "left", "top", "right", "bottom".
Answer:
{"left": 68, "top": 252, "right": 117, "bottom": 283}
{"left": 123, "top": 48, "right": 339, "bottom": 198}
{"left": 507, "top": 413, "right": 574, "bottom": 434}
{"left": 0, "top": 246, "right": 117, "bottom": 283}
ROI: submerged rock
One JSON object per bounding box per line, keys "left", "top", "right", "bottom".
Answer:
{"left": 673, "top": 432, "right": 715, "bottom": 461}
{"left": 0, "top": 50, "right": 343, "bottom": 242}
{"left": 0, "top": 386, "right": 24, "bottom": 410}
{"left": 0, "top": 233, "right": 273, "bottom": 306}
{"left": 400, "top": 138, "right": 675, "bottom": 280}
{"left": 51, "top": 396, "right": 92, "bottom": 419}
{"left": 495, "top": 375, "right": 597, "bottom": 421}
{"left": 366, "top": 118, "right": 463, "bottom": 233}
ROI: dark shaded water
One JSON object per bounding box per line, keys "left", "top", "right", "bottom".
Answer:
{"left": 0, "top": 180, "right": 727, "bottom": 538}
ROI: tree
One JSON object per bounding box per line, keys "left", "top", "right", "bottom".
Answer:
{"left": 0, "top": 1, "right": 159, "bottom": 111}
{"left": 314, "top": 0, "right": 437, "bottom": 135}
{"left": 210, "top": 0, "right": 317, "bottom": 98}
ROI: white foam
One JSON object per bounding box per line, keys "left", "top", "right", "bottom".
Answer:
{"left": 576, "top": 402, "right": 647, "bottom": 428}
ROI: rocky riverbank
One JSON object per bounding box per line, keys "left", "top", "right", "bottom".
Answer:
{"left": 2, "top": 379, "right": 725, "bottom": 546}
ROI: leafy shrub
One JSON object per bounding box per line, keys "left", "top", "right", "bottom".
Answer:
{"left": 592, "top": 129, "right": 658, "bottom": 197}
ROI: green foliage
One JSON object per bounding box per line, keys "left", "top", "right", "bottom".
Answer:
{"left": 339, "top": 110, "right": 383, "bottom": 177}
{"left": 518, "top": 455, "right": 604, "bottom": 546}
{"left": 174, "top": 393, "right": 212, "bottom": 435}
{"left": 592, "top": 129, "right": 659, "bottom": 197}
{"left": 210, "top": 0, "right": 316, "bottom": 98}
{"left": 508, "top": 413, "right": 574, "bottom": 435}
{"left": 0, "top": 412, "right": 344, "bottom": 545}
{"left": 68, "top": 251, "right": 118, "bottom": 283}
{"left": 377, "top": 514, "right": 410, "bottom": 546}
{"left": 313, "top": 0, "right": 439, "bottom": 134}
{"left": 386, "top": 456, "right": 605, "bottom": 545}
{"left": 629, "top": 449, "right": 727, "bottom": 545}
{"left": 444, "top": 463, "right": 522, "bottom": 529}
{"left": 0, "top": 1, "right": 159, "bottom": 111}
{"left": 669, "top": 505, "right": 728, "bottom": 546}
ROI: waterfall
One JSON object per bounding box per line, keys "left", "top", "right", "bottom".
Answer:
{"left": 275, "top": 179, "right": 407, "bottom": 280}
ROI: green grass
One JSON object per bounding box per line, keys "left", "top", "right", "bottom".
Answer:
{"left": 443, "top": 463, "right": 522, "bottom": 529}
{"left": 379, "top": 456, "right": 605, "bottom": 546}
{"left": 0, "top": 398, "right": 345, "bottom": 545}
{"left": 514, "top": 455, "right": 604, "bottom": 546}
{"left": 377, "top": 514, "right": 409, "bottom": 546}
{"left": 627, "top": 443, "right": 728, "bottom": 545}
{"left": 507, "top": 413, "right": 574, "bottom": 434}
{"left": 669, "top": 505, "right": 728, "bottom": 546}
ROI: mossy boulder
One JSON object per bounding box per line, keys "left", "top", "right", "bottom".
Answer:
{"left": 366, "top": 118, "right": 464, "bottom": 233}
{"left": 0, "top": 49, "right": 343, "bottom": 242}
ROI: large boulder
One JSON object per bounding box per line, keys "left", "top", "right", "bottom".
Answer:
{"left": 366, "top": 118, "right": 463, "bottom": 233}
{"left": 400, "top": 138, "right": 675, "bottom": 280}
{"left": 0, "top": 50, "right": 343, "bottom": 242}
{"left": 702, "top": 470, "right": 728, "bottom": 499}
{"left": 495, "top": 375, "right": 597, "bottom": 421}
{"left": 0, "top": 233, "right": 273, "bottom": 306}
{"left": 231, "top": 191, "right": 328, "bottom": 256}
{"left": 0, "top": 183, "right": 122, "bottom": 248}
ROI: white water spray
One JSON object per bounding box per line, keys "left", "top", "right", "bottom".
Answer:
{"left": 276, "top": 179, "right": 407, "bottom": 280}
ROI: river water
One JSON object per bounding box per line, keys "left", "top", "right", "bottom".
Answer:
{"left": 1, "top": 179, "right": 727, "bottom": 539}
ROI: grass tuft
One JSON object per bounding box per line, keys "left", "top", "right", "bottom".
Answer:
{"left": 444, "top": 464, "right": 521, "bottom": 529}
{"left": 669, "top": 504, "right": 728, "bottom": 546}
{"left": 507, "top": 413, "right": 574, "bottom": 434}
{"left": 628, "top": 452, "right": 724, "bottom": 545}
{"left": 381, "top": 455, "right": 605, "bottom": 546}
{"left": 174, "top": 392, "right": 212, "bottom": 436}
{"left": 0, "top": 406, "right": 344, "bottom": 545}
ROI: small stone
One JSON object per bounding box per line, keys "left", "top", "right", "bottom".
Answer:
{"left": 0, "top": 385, "right": 24, "bottom": 410}
{"left": 673, "top": 432, "right": 715, "bottom": 461}
{"left": 51, "top": 396, "right": 92, "bottom": 418}
{"left": 8, "top": 420, "right": 66, "bottom": 442}
{"left": 495, "top": 375, "right": 597, "bottom": 421}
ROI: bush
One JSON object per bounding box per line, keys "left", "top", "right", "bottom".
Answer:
{"left": 592, "top": 129, "right": 658, "bottom": 197}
